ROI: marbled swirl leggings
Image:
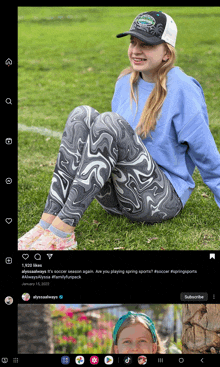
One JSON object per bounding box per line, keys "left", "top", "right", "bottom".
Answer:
{"left": 43, "top": 105, "right": 182, "bottom": 226}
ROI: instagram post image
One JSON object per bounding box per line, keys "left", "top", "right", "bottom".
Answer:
{"left": 17, "top": 303, "right": 220, "bottom": 356}
{"left": 17, "top": 6, "right": 220, "bottom": 251}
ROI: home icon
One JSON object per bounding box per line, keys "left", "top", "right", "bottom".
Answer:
{"left": 5, "top": 58, "right": 12, "bottom": 66}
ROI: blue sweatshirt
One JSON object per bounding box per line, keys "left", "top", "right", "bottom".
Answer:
{"left": 111, "top": 66, "right": 220, "bottom": 208}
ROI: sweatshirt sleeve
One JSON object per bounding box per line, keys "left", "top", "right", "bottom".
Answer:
{"left": 177, "top": 84, "right": 220, "bottom": 208}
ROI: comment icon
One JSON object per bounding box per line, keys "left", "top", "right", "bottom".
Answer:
{"left": 34, "top": 253, "right": 41, "bottom": 260}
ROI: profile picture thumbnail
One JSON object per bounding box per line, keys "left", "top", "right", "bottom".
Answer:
{"left": 5, "top": 296, "right": 13, "bottom": 305}
{"left": 22, "top": 293, "right": 30, "bottom": 301}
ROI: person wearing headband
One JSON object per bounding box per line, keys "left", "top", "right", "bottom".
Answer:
{"left": 111, "top": 311, "right": 166, "bottom": 354}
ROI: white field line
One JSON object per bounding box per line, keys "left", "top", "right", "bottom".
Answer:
{"left": 18, "top": 123, "right": 62, "bottom": 140}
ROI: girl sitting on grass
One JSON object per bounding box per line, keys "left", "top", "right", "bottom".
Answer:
{"left": 18, "top": 11, "right": 220, "bottom": 250}
{"left": 111, "top": 311, "right": 166, "bottom": 354}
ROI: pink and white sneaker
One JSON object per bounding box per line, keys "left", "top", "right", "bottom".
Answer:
{"left": 29, "top": 229, "right": 77, "bottom": 250}
{"left": 18, "top": 224, "right": 45, "bottom": 250}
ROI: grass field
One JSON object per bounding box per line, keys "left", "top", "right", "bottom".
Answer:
{"left": 18, "top": 6, "right": 220, "bottom": 250}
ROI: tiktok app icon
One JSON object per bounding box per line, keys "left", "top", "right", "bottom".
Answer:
{"left": 124, "top": 356, "right": 132, "bottom": 365}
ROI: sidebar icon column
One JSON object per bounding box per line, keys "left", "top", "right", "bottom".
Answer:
{"left": 2, "top": 4, "right": 17, "bottom": 364}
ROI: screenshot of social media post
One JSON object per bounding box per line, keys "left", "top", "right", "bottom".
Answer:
{"left": 3, "top": 4, "right": 220, "bottom": 366}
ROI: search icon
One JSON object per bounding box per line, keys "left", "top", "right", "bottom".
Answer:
{"left": 5, "top": 98, "right": 12, "bottom": 105}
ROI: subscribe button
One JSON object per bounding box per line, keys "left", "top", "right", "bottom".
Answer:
{"left": 180, "top": 292, "right": 208, "bottom": 302}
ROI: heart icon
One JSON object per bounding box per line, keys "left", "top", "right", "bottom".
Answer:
{"left": 22, "top": 254, "right": 29, "bottom": 260}
{"left": 5, "top": 218, "right": 12, "bottom": 224}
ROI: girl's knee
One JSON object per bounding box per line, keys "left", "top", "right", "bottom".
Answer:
{"left": 96, "top": 111, "right": 120, "bottom": 123}
{"left": 93, "top": 111, "right": 132, "bottom": 138}
{"left": 94, "top": 111, "right": 123, "bottom": 129}
{"left": 67, "top": 105, "right": 100, "bottom": 128}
